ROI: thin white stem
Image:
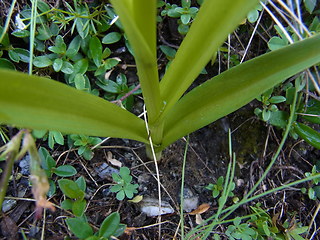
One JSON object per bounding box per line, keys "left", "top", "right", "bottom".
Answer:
{"left": 240, "top": 9, "right": 264, "bottom": 63}
{"left": 262, "top": 1, "right": 294, "bottom": 43}
{"left": 275, "top": 0, "right": 311, "bottom": 36}
{"left": 143, "top": 105, "right": 162, "bottom": 239}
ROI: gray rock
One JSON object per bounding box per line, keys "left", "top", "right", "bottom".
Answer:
{"left": 140, "top": 197, "right": 174, "bottom": 217}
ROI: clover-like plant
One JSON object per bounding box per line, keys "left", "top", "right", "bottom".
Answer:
{"left": 0, "top": 0, "right": 320, "bottom": 160}
{"left": 111, "top": 167, "right": 139, "bottom": 201}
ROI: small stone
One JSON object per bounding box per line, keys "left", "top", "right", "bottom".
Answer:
{"left": 19, "top": 155, "right": 30, "bottom": 175}
{"left": 137, "top": 173, "right": 150, "bottom": 184}
{"left": 2, "top": 199, "right": 17, "bottom": 213}
{"left": 140, "top": 197, "right": 174, "bottom": 217}
{"left": 181, "top": 187, "right": 199, "bottom": 213}
{"left": 94, "top": 163, "right": 119, "bottom": 179}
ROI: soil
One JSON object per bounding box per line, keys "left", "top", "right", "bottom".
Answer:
{"left": 1, "top": 105, "right": 319, "bottom": 239}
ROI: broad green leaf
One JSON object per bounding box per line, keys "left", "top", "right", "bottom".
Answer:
{"left": 66, "top": 218, "right": 93, "bottom": 239}
{"left": 159, "top": 0, "right": 260, "bottom": 113}
{"left": 111, "top": 0, "right": 162, "bottom": 124}
{"left": 54, "top": 165, "right": 77, "bottom": 177}
{"left": 161, "top": 35, "right": 320, "bottom": 150}
{"left": 89, "top": 36, "right": 102, "bottom": 67}
{"left": 102, "top": 32, "right": 122, "bottom": 44}
{"left": 58, "top": 179, "right": 85, "bottom": 199}
{"left": 99, "top": 212, "right": 120, "bottom": 238}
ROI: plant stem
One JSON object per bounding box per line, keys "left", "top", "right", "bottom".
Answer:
{"left": 180, "top": 136, "right": 189, "bottom": 239}
{"left": 0, "top": 0, "right": 17, "bottom": 44}
{"left": 0, "top": 152, "right": 17, "bottom": 211}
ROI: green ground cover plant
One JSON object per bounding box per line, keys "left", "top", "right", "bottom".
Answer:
{"left": 0, "top": 0, "right": 319, "bottom": 160}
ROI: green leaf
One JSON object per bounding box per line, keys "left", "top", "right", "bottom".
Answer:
{"left": 0, "top": 59, "right": 15, "bottom": 70}
{"left": 0, "top": 69, "right": 148, "bottom": 143}
{"left": 61, "top": 61, "right": 74, "bottom": 74}
{"left": 48, "top": 179, "right": 56, "bottom": 197}
{"left": 161, "top": 35, "right": 320, "bottom": 150}
{"left": 74, "top": 74, "right": 86, "bottom": 90}
{"left": 73, "top": 58, "right": 89, "bottom": 74}
{"left": 99, "top": 212, "right": 120, "bottom": 238}
{"left": 37, "top": 24, "right": 52, "bottom": 41}
{"left": 58, "top": 179, "right": 85, "bottom": 199}
{"left": 304, "top": 0, "right": 316, "bottom": 13}
{"left": 76, "top": 176, "right": 86, "bottom": 192}
{"left": 105, "top": 58, "right": 120, "bottom": 70}
{"left": 113, "top": 223, "right": 126, "bottom": 237}
{"left": 159, "top": 0, "right": 260, "bottom": 112}
{"left": 269, "top": 111, "right": 289, "bottom": 129}
{"left": 294, "top": 122, "right": 320, "bottom": 149}
{"left": 181, "top": 14, "right": 191, "bottom": 24}
{"left": 54, "top": 165, "right": 77, "bottom": 177}
{"left": 89, "top": 36, "right": 102, "bottom": 67}
{"left": 268, "top": 36, "right": 288, "bottom": 51}
{"left": 12, "top": 48, "right": 30, "bottom": 63}
{"left": 110, "top": 0, "right": 161, "bottom": 124}
{"left": 247, "top": 9, "right": 259, "bottom": 23}
{"left": 49, "top": 35, "right": 66, "bottom": 54}
{"left": 116, "top": 190, "right": 125, "bottom": 200}
{"left": 111, "top": 184, "right": 123, "bottom": 193}
{"left": 269, "top": 96, "right": 286, "bottom": 104}
{"left": 302, "top": 99, "right": 320, "bottom": 124}
{"left": 160, "top": 45, "right": 176, "bottom": 59}
{"left": 102, "top": 32, "right": 122, "bottom": 44}
{"left": 61, "top": 199, "right": 73, "bottom": 210}
{"left": 37, "top": 0, "right": 50, "bottom": 12}
{"left": 66, "top": 36, "right": 81, "bottom": 58}
{"left": 11, "top": 29, "right": 30, "bottom": 38}
{"left": 66, "top": 218, "right": 93, "bottom": 239}
{"left": 53, "top": 58, "right": 63, "bottom": 72}
{"left": 33, "top": 55, "right": 52, "bottom": 68}
{"left": 8, "top": 50, "right": 20, "bottom": 63}
{"left": 72, "top": 199, "right": 87, "bottom": 217}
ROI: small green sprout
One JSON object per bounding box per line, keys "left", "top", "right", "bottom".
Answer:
{"left": 111, "top": 167, "right": 139, "bottom": 201}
